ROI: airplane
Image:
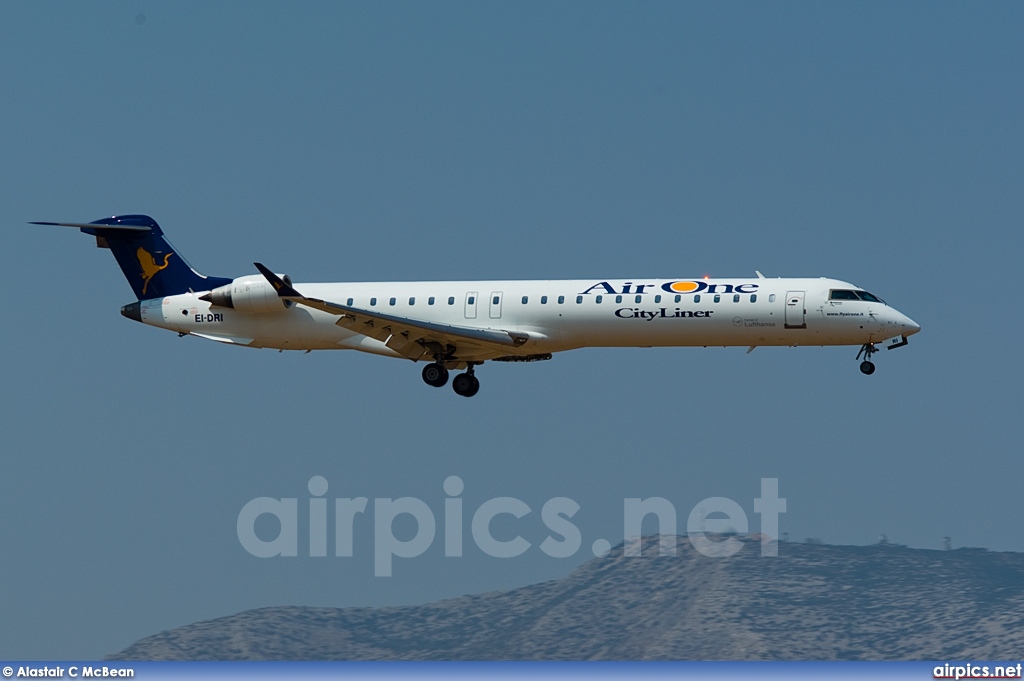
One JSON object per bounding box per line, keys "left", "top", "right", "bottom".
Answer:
{"left": 34, "top": 214, "right": 920, "bottom": 397}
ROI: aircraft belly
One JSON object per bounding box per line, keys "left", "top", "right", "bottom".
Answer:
{"left": 242, "top": 310, "right": 358, "bottom": 350}
{"left": 339, "top": 335, "right": 405, "bottom": 358}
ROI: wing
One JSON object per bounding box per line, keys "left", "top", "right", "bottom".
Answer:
{"left": 253, "top": 263, "right": 530, "bottom": 361}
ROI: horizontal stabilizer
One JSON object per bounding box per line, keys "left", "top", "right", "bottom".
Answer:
{"left": 33, "top": 214, "right": 232, "bottom": 300}
{"left": 30, "top": 221, "right": 151, "bottom": 232}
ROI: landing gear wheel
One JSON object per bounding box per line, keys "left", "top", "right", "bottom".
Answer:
{"left": 452, "top": 373, "right": 480, "bottom": 397}
{"left": 422, "top": 363, "right": 449, "bottom": 387}
{"left": 856, "top": 342, "right": 879, "bottom": 375}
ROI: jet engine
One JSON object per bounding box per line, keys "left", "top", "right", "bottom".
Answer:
{"left": 199, "top": 274, "right": 294, "bottom": 313}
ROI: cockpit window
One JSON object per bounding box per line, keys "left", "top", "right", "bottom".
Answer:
{"left": 829, "top": 290, "right": 860, "bottom": 300}
{"left": 855, "top": 291, "right": 884, "bottom": 303}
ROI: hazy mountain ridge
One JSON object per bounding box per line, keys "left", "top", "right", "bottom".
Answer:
{"left": 110, "top": 537, "right": 1024, "bottom": 660}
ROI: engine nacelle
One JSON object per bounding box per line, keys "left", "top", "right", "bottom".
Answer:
{"left": 199, "top": 274, "right": 294, "bottom": 314}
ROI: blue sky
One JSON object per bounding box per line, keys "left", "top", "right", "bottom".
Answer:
{"left": 1, "top": 1, "right": 1022, "bottom": 659}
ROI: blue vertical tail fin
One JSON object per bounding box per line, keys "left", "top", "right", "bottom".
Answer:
{"left": 32, "top": 215, "right": 233, "bottom": 300}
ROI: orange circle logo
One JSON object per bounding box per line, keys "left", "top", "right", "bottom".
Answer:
{"left": 668, "top": 281, "right": 700, "bottom": 293}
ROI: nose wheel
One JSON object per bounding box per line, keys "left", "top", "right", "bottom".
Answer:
{"left": 856, "top": 343, "right": 878, "bottom": 375}
{"left": 452, "top": 363, "right": 481, "bottom": 397}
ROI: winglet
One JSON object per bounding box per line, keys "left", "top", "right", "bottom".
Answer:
{"left": 254, "top": 262, "right": 302, "bottom": 298}
{"left": 755, "top": 270, "right": 766, "bottom": 279}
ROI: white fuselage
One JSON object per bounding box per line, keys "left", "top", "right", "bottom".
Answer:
{"left": 136, "top": 276, "right": 920, "bottom": 364}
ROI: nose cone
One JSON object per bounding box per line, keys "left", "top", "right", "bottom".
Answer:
{"left": 897, "top": 310, "right": 920, "bottom": 336}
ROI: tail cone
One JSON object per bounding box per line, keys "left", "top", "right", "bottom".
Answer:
{"left": 121, "top": 301, "right": 142, "bottom": 323}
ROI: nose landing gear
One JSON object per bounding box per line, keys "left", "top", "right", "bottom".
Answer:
{"left": 856, "top": 343, "right": 878, "bottom": 375}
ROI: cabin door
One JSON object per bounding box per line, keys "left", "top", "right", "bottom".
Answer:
{"left": 489, "top": 291, "right": 503, "bottom": 319}
{"left": 785, "top": 290, "right": 806, "bottom": 329}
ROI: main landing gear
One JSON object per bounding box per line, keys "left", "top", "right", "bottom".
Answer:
{"left": 452, "top": 364, "right": 480, "bottom": 398}
{"left": 421, "top": 362, "right": 449, "bottom": 387}
{"left": 856, "top": 343, "right": 879, "bottom": 375}
{"left": 421, "top": 360, "right": 481, "bottom": 397}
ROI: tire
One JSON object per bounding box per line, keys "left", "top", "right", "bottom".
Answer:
{"left": 860, "top": 361, "right": 876, "bottom": 375}
{"left": 422, "top": 363, "right": 449, "bottom": 387}
{"left": 452, "top": 373, "right": 476, "bottom": 397}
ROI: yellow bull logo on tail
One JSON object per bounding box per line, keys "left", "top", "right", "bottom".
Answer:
{"left": 137, "top": 247, "right": 174, "bottom": 295}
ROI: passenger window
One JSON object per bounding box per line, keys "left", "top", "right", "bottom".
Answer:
{"left": 615, "top": 295, "right": 622, "bottom": 303}
{"left": 596, "top": 295, "right": 603, "bottom": 304}
{"left": 714, "top": 294, "right": 721, "bottom": 303}
{"left": 750, "top": 294, "right": 757, "bottom": 303}
{"left": 493, "top": 296, "right": 500, "bottom": 305}
{"left": 694, "top": 295, "right": 700, "bottom": 303}
{"left": 448, "top": 297, "right": 455, "bottom": 305}
{"left": 370, "top": 297, "right": 377, "bottom": 306}
{"left": 468, "top": 296, "right": 475, "bottom": 305}
{"left": 409, "top": 297, "right": 415, "bottom": 305}
{"left": 558, "top": 295, "right": 565, "bottom": 304}
{"left": 576, "top": 296, "right": 583, "bottom": 304}
{"left": 654, "top": 295, "right": 661, "bottom": 303}
{"left": 769, "top": 294, "right": 776, "bottom": 303}
{"left": 428, "top": 297, "right": 435, "bottom": 305}
{"left": 389, "top": 297, "right": 396, "bottom": 306}
{"left": 635, "top": 295, "right": 642, "bottom": 303}
{"left": 346, "top": 298, "right": 353, "bottom": 306}
{"left": 522, "top": 296, "right": 528, "bottom": 304}
{"left": 541, "top": 296, "right": 548, "bottom": 304}
{"left": 733, "top": 294, "right": 740, "bottom": 303}
{"left": 674, "top": 295, "right": 681, "bottom": 303}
